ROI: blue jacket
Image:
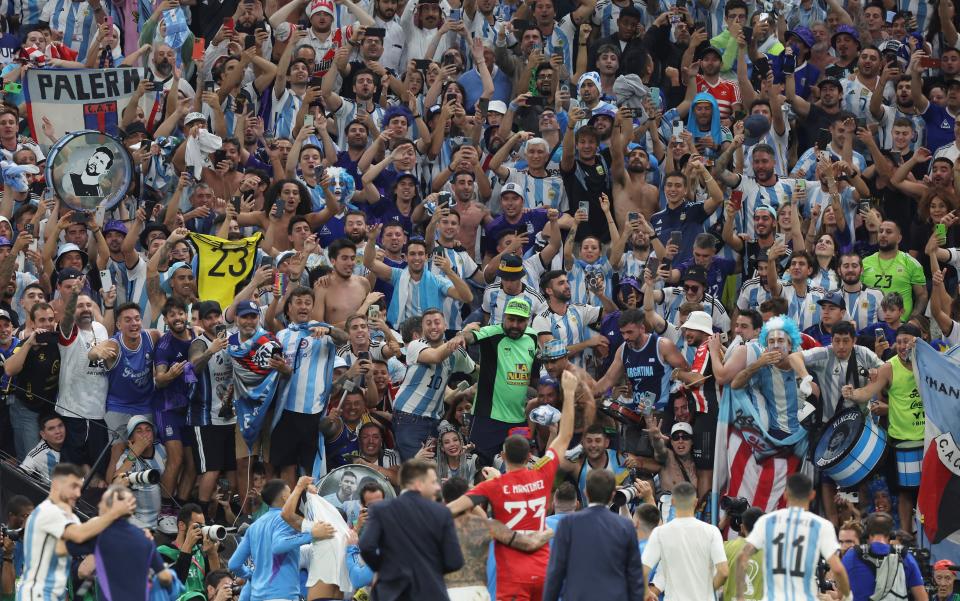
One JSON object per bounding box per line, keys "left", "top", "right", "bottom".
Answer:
{"left": 228, "top": 508, "right": 312, "bottom": 601}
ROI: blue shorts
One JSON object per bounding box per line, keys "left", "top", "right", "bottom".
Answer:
{"left": 154, "top": 408, "right": 189, "bottom": 444}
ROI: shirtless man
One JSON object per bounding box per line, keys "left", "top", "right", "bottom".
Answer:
{"left": 610, "top": 108, "right": 660, "bottom": 226}
{"left": 312, "top": 238, "right": 372, "bottom": 328}
{"left": 449, "top": 173, "right": 492, "bottom": 253}
{"left": 531, "top": 339, "right": 599, "bottom": 436}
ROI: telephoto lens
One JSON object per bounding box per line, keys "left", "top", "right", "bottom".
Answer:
{"left": 127, "top": 470, "right": 160, "bottom": 486}
{"left": 201, "top": 525, "right": 227, "bottom": 542}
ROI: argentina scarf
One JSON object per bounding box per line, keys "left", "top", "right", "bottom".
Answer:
{"left": 228, "top": 328, "right": 283, "bottom": 451}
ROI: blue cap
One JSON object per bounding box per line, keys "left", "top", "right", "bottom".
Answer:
{"left": 817, "top": 291, "right": 845, "bottom": 310}
{"left": 236, "top": 300, "right": 260, "bottom": 317}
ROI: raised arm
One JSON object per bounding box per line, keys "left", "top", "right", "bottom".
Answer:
{"left": 548, "top": 369, "right": 579, "bottom": 455}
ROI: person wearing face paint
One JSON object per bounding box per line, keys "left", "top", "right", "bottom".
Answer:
{"left": 841, "top": 323, "right": 924, "bottom": 535}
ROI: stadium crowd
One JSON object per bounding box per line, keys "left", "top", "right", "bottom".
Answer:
{"left": 0, "top": 0, "right": 960, "bottom": 597}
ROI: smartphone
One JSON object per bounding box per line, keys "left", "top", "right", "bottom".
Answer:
{"left": 445, "top": 92, "right": 458, "bottom": 104}
{"left": 231, "top": 195, "right": 241, "bottom": 212}
{"left": 528, "top": 96, "right": 547, "bottom": 107}
{"left": 367, "top": 304, "right": 380, "bottom": 320}
{"left": 274, "top": 271, "right": 288, "bottom": 296}
{"left": 223, "top": 17, "right": 235, "bottom": 31}
{"left": 730, "top": 189, "right": 744, "bottom": 211}
{"left": 204, "top": 80, "right": 215, "bottom": 92}
{"left": 578, "top": 200, "right": 590, "bottom": 217}
{"left": 456, "top": 379, "right": 471, "bottom": 392}
{"left": 649, "top": 87, "right": 661, "bottom": 107}
{"left": 271, "top": 201, "right": 284, "bottom": 219}
{"left": 512, "top": 19, "right": 534, "bottom": 31}
{"left": 214, "top": 323, "right": 228, "bottom": 338}
{"left": 104, "top": 15, "right": 113, "bottom": 28}
{"left": 358, "top": 351, "right": 370, "bottom": 361}
{"left": 71, "top": 211, "right": 87, "bottom": 224}
{"left": 583, "top": 108, "right": 593, "bottom": 119}
{"left": 676, "top": 0, "right": 687, "bottom": 8}
{"left": 244, "top": 34, "right": 256, "bottom": 49}
{"left": 213, "top": 149, "right": 228, "bottom": 164}
{"left": 936, "top": 222, "right": 947, "bottom": 240}
{"left": 234, "top": 96, "right": 246, "bottom": 114}
{"left": 782, "top": 51, "right": 796, "bottom": 74}
{"left": 304, "top": 114, "right": 314, "bottom": 128}
{"left": 646, "top": 256, "right": 660, "bottom": 275}
{"left": 669, "top": 230, "right": 682, "bottom": 247}
{"left": 628, "top": 211, "right": 639, "bottom": 222}
{"left": 438, "top": 191, "right": 452, "bottom": 208}
{"left": 309, "top": 75, "right": 323, "bottom": 88}
{"left": 3, "top": 82, "right": 21, "bottom": 94}
{"left": 433, "top": 246, "right": 445, "bottom": 258}
{"left": 855, "top": 117, "right": 867, "bottom": 130}
{"left": 478, "top": 97, "right": 489, "bottom": 114}
{"left": 795, "top": 179, "right": 806, "bottom": 192}
{"left": 753, "top": 55, "right": 770, "bottom": 79}
{"left": 858, "top": 199, "right": 871, "bottom": 213}
{"left": 24, "top": 223, "right": 34, "bottom": 235}
{"left": 364, "top": 27, "right": 386, "bottom": 37}
{"left": 743, "top": 26, "right": 753, "bottom": 46}
{"left": 919, "top": 56, "right": 941, "bottom": 69}
{"left": 816, "top": 128, "right": 832, "bottom": 150}
{"left": 448, "top": 7, "right": 461, "bottom": 20}
{"left": 99, "top": 269, "right": 112, "bottom": 291}
{"left": 414, "top": 59, "right": 432, "bottom": 70}
{"left": 672, "top": 119, "right": 684, "bottom": 140}
{"left": 193, "top": 38, "right": 205, "bottom": 60}
{"left": 875, "top": 327, "right": 885, "bottom": 341}
{"left": 144, "top": 199, "right": 159, "bottom": 220}
{"left": 441, "top": 54, "right": 458, "bottom": 67}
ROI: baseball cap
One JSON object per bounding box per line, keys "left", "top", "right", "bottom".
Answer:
{"left": 497, "top": 254, "right": 525, "bottom": 281}
{"left": 695, "top": 44, "right": 723, "bottom": 61}
{"left": 306, "top": 0, "right": 335, "bottom": 17}
{"left": 0, "top": 309, "right": 12, "bottom": 322}
{"left": 236, "top": 300, "right": 260, "bottom": 317}
{"left": 503, "top": 297, "right": 531, "bottom": 319}
{"left": 588, "top": 107, "right": 617, "bottom": 124}
{"left": 743, "top": 114, "right": 771, "bottom": 146}
{"left": 334, "top": 356, "right": 349, "bottom": 369}
{"left": 817, "top": 291, "right": 845, "bottom": 310}
{"left": 500, "top": 182, "right": 524, "bottom": 198}
{"left": 55, "top": 268, "right": 83, "bottom": 287}
{"left": 120, "top": 122, "right": 151, "bottom": 140}
{"left": 529, "top": 405, "right": 562, "bottom": 426}
{"left": 755, "top": 204, "right": 778, "bottom": 219}
{"left": 680, "top": 310, "right": 714, "bottom": 335}
{"left": 195, "top": 300, "right": 223, "bottom": 319}
{"left": 126, "top": 414, "right": 154, "bottom": 439}
{"left": 934, "top": 559, "right": 957, "bottom": 572}
{"left": 103, "top": 220, "right": 128, "bottom": 236}
{"left": 682, "top": 266, "right": 708, "bottom": 286}
{"left": 671, "top": 422, "right": 693, "bottom": 436}
{"left": 817, "top": 77, "right": 843, "bottom": 91}
{"left": 541, "top": 339, "right": 568, "bottom": 360}
{"left": 184, "top": 112, "right": 206, "bottom": 125}
{"left": 487, "top": 100, "right": 508, "bottom": 114}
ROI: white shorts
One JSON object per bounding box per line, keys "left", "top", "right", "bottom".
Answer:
{"left": 447, "top": 585, "right": 491, "bottom": 601}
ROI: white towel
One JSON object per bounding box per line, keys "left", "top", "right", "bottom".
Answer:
{"left": 184, "top": 130, "right": 222, "bottom": 180}
{"left": 301, "top": 492, "right": 352, "bottom": 591}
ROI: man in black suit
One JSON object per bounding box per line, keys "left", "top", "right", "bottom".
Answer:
{"left": 359, "top": 458, "right": 464, "bottom": 601}
{"left": 543, "top": 469, "right": 645, "bottom": 601}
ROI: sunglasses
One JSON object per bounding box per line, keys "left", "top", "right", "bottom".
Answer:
{"left": 671, "top": 432, "right": 692, "bottom": 441}
{"left": 683, "top": 284, "right": 702, "bottom": 292}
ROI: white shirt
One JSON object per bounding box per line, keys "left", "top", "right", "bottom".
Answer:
{"left": 641, "top": 516, "right": 727, "bottom": 601}
{"left": 18, "top": 499, "right": 80, "bottom": 601}
{"left": 56, "top": 322, "right": 110, "bottom": 420}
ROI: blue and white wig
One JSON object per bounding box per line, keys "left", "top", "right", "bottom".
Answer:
{"left": 758, "top": 315, "right": 802, "bottom": 352}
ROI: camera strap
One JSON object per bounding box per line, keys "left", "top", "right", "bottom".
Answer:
{"left": 673, "top": 450, "right": 693, "bottom": 484}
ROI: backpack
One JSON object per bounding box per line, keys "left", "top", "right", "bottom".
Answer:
{"left": 855, "top": 544, "right": 910, "bottom": 601}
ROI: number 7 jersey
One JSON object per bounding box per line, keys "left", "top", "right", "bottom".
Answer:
{"left": 746, "top": 506, "right": 840, "bottom": 601}
{"left": 467, "top": 449, "right": 559, "bottom": 584}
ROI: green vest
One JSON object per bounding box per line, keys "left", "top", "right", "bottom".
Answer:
{"left": 887, "top": 356, "right": 924, "bottom": 442}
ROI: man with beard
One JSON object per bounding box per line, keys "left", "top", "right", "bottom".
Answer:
{"left": 371, "top": 0, "right": 403, "bottom": 72}
{"left": 594, "top": 306, "right": 687, "bottom": 410}
{"left": 785, "top": 75, "right": 843, "bottom": 151}
{"left": 839, "top": 47, "right": 883, "bottom": 122}
{"left": 481, "top": 254, "right": 549, "bottom": 325}
{"left": 371, "top": 220, "right": 408, "bottom": 306}
{"left": 862, "top": 221, "right": 927, "bottom": 321}
{"left": 735, "top": 250, "right": 777, "bottom": 314}
{"left": 650, "top": 166, "right": 722, "bottom": 264}
{"left": 835, "top": 252, "right": 884, "bottom": 331}
{"left": 910, "top": 52, "right": 960, "bottom": 152}
{"left": 365, "top": 226, "right": 473, "bottom": 327}
{"left": 717, "top": 142, "right": 799, "bottom": 240}
{"left": 314, "top": 238, "right": 373, "bottom": 328}
{"left": 323, "top": 61, "right": 387, "bottom": 143}
{"left": 351, "top": 421, "right": 400, "bottom": 485}
{"left": 336, "top": 314, "right": 401, "bottom": 368}
{"left": 391, "top": 310, "right": 474, "bottom": 460}
{"left": 695, "top": 44, "right": 740, "bottom": 121}
{"left": 425, "top": 209, "right": 489, "bottom": 331}
{"left": 610, "top": 213, "right": 663, "bottom": 282}
{"left": 490, "top": 134, "right": 569, "bottom": 211}
{"left": 270, "top": 0, "right": 374, "bottom": 75}
{"left": 400, "top": 0, "right": 446, "bottom": 64}
{"left": 668, "top": 233, "right": 737, "bottom": 299}
{"left": 610, "top": 111, "right": 660, "bottom": 225}
{"left": 561, "top": 109, "right": 614, "bottom": 244}
{"left": 321, "top": 389, "right": 369, "bottom": 468}
{"left": 153, "top": 300, "right": 196, "bottom": 517}
{"left": 56, "top": 285, "right": 110, "bottom": 478}
{"left": 871, "top": 68, "right": 925, "bottom": 151}
{"left": 533, "top": 270, "right": 612, "bottom": 367}
{"left": 65, "top": 147, "right": 112, "bottom": 197}
{"left": 824, "top": 24, "right": 861, "bottom": 79}
{"left": 538, "top": 338, "right": 598, "bottom": 454}
{"left": 766, "top": 246, "right": 825, "bottom": 331}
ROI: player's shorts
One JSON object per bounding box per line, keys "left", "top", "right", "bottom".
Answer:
{"left": 154, "top": 407, "right": 188, "bottom": 444}
{"left": 269, "top": 410, "right": 321, "bottom": 471}
{"left": 496, "top": 577, "right": 545, "bottom": 601}
{"left": 191, "top": 424, "right": 237, "bottom": 474}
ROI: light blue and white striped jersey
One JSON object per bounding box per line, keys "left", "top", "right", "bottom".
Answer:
{"left": 745, "top": 341, "right": 804, "bottom": 438}
{"left": 840, "top": 77, "right": 883, "bottom": 122}
{"left": 19, "top": 0, "right": 49, "bottom": 28}
{"left": 569, "top": 256, "right": 613, "bottom": 305}
{"left": 744, "top": 115, "right": 791, "bottom": 178}
{"left": 737, "top": 277, "right": 774, "bottom": 312}
{"left": 481, "top": 282, "right": 548, "bottom": 325}
{"left": 332, "top": 99, "right": 384, "bottom": 146}
{"left": 810, "top": 267, "right": 839, "bottom": 292}
{"left": 745, "top": 506, "right": 840, "bottom": 601}
{"left": 393, "top": 339, "right": 475, "bottom": 418}
{"left": 544, "top": 15, "right": 576, "bottom": 73}
{"left": 792, "top": 147, "right": 867, "bottom": 183}
{"left": 503, "top": 166, "right": 568, "bottom": 211}
{"left": 877, "top": 104, "right": 925, "bottom": 151}
{"left": 269, "top": 87, "right": 304, "bottom": 139}
{"left": 43, "top": 0, "right": 102, "bottom": 58}
{"left": 780, "top": 283, "right": 824, "bottom": 331}
{"left": 898, "top": 0, "right": 933, "bottom": 36}
{"left": 277, "top": 322, "right": 338, "bottom": 415}
{"left": 617, "top": 252, "right": 648, "bottom": 281}
{"left": 466, "top": 10, "right": 499, "bottom": 45}
{"left": 591, "top": 0, "right": 651, "bottom": 37}
{"left": 531, "top": 303, "right": 602, "bottom": 368}
{"left": 17, "top": 499, "right": 79, "bottom": 601}
{"left": 734, "top": 175, "right": 799, "bottom": 239}
{"left": 656, "top": 287, "right": 731, "bottom": 332}
{"left": 110, "top": 256, "right": 153, "bottom": 326}
{"left": 801, "top": 182, "right": 857, "bottom": 242}
{"left": 839, "top": 286, "right": 883, "bottom": 331}
{"left": 784, "top": 2, "right": 826, "bottom": 29}
{"left": 117, "top": 443, "right": 167, "bottom": 530}
{"left": 20, "top": 440, "right": 59, "bottom": 481}
{"left": 430, "top": 248, "right": 480, "bottom": 330}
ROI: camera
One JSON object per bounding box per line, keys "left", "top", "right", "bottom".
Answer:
{"left": 198, "top": 524, "right": 227, "bottom": 542}
{"left": 231, "top": 582, "right": 244, "bottom": 597}
{"left": 720, "top": 495, "right": 750, "bottom": 530}
{"left": 611, "top": 486, "right": 638, "bottom": 509}
{"left": 128, "top": 470, "right": 160, "bottom": 486}
{"left": 0, "top": 525, "right": 23, "bottom": 542}
{"left": 816, "top": 559, "right": 836, "bottom": 593}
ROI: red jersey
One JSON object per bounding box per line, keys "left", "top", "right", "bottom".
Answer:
{"left": 696, "top": 75, "right": 741, "bottom": 121}
{"left": 467, "top": 449, "right": 559, "bottom": 583}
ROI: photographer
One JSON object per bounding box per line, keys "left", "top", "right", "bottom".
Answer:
{"left": 157, "top": 503, "right": 222, "bottom": 596}
{"left": 841, "top": 512, "right": 927, "bottom": 601}
{"left": 1, "top": 495, "right": 32, "bottom": 586}
{"left": 114, "top": 415, "right": 166, "bottom": 530}
{"left": 721, "top": 507, "right": 764, "bottom": 601}
{"left": 205, "top": 569, "right": 239, "bottom": 601}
